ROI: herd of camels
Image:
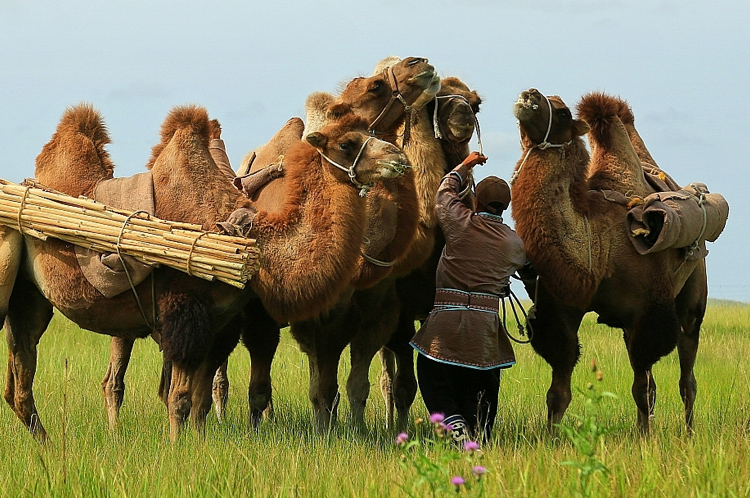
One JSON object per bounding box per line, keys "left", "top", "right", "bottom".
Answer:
{"left": 0, "top": 56, "right": 725, "bottom": 442}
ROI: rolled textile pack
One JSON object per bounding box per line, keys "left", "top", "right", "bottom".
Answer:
{"left": 0, "top": 178, "right": 261, "bottom": 289}
{"left": 626, "top": 182, "right": 729, "bottom": 256}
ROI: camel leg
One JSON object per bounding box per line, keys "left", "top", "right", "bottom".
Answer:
{"left": 347, "top": 337, "right": 379, "bottom": 429}
{"left": 158, "top": 359, "right": 173, "bottom": 409}
{"left": 385, "top": 314, "right": 419, "bottom": 431}
{"left": 188, "top": 319, "right": 242, "bottom": 430}
{"left": 307, "top": 351, "right": 341, "bottom": 432}
{"left": 189, "top": 361, "right": 216, "bottom": 433}
{"left": 347, "top": 313, "right": 399, "bottom": 429}
{"left": 242, "top": 301, "right": 280, "bottom": 430}
{"left": 528, "top": 286, "right": 583, "bottom": 429}
{"left": 167, "top": 362, "right": 194, "bottom": 441}
{"left": 292, "top": 316, "right": 354, "bottom": 433}
{"left": 378, "top": 348, "right": 396, "bottom": 429}
{"left": 675, "top": 266, "right": 707, "bottom": 432}
{"left": 101, "top": 336, "right": 135, "bottom": 429}
{"left": 624, "top": 302, "right": 682, "bottom": 434}
{"left": 211, "top": 361, "right": 229, "bottom": 422}
{"left": 3, "top": 278, "right": 54, "bottom": 442}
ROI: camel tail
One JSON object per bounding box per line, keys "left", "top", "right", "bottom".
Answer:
{"left": 58, "top": 103, "right": 111, "bottom": 148}
{"left": 577, "top": 92, "right": 634, "bottom": 146}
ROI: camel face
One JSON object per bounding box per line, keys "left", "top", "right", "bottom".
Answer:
{"left": 436, "top": 77, "right": 482, "bottom": 143}
{"left": 514, "top": 89, "right": 588, "bottom": 146}
{"left": 438, "top": 97, "right": 477, "bottom": 143}
{"left": 332, "top": 57, "right": 440, "bottom": 132}
{"left": 307, "top": 128, "right": 409, "bottom": 186}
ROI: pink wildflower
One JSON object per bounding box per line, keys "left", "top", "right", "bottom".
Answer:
{"left": 463, "top": 440, "right": 480, "bottom": 452}
{"left": 472, "top": 465, "right": 487, "bottom": 477}
{"left": 395, "top": 432, "right": 409, "bottom": 446}
{"left": 451, "top": 476, "right": 465, "bottom": 488}
{"left": 429, "top": 412, "right": 445, "bottom": 424}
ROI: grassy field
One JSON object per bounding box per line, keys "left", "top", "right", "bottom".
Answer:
{"left": 1, "top": 301, "right": 749, "bottom": 497}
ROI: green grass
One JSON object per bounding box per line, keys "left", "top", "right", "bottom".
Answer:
{"left": 1, "top": 302, "right": 749, "bottom": 497}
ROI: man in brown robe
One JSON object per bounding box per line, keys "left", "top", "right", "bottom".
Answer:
{"left": 410, "top": 151, "right": 526, "bottom": 444}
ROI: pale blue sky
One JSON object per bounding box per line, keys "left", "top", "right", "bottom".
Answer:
{"left": 2, "top": 0, "right": 747, "bottom": 300}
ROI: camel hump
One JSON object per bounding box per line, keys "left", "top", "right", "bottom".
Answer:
{"left": 208, "top": 118, "right": 222, "bottom": 140}
{"left": 303, "top": 91, "right": 335, "bottom": 137}
{"left": 58, "top": 103, "right": 110, "bottom": 146}
{"left": 158, "top": 105, "right": 211, "bottom": 144}
{"left": 577, "top": 92, "right": 635, "bottom": 142}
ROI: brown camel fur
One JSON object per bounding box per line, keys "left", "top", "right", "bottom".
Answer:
{"left": 105, "top": 58, "right": 438, "bottom": 430}
{"left": 511, "top": 89, "right": 707, "bottom": 433}
{"left": 290, "top": 68, "right": 484, "bottom": 431}
{"left": 0, "top": 104, "right": 408, "bottom": 440}
{"left": 287, "top": 57, "right": 441, "bottom": 431}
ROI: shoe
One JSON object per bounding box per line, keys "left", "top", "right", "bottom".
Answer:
{"left": 444, "top": 414, "right": 470, "bottom": 446}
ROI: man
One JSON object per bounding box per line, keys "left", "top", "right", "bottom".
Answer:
{"left": 410, "top": 151, "right": 526, "bottom": 444}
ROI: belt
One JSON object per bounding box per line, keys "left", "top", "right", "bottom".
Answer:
{"left": 433, "top": 288, "right": 503, "bottom": 312}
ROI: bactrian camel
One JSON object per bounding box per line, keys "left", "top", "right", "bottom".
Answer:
{"left": 510, "top": 88, "right": 708, "bottom": 432}
{"left": 1, "top": 104, "right": 408, "bottom": 441}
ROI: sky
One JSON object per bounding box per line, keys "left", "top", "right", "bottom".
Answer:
{"left": 1, "top": 0, "right": 747, "bottom": 301}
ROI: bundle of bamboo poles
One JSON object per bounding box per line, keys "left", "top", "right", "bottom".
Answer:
{"left": 0, "top": 178, "right": 260, "bottom": 289}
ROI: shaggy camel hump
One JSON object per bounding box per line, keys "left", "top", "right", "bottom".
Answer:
{"left": 35, "top": 103, "right": 116, "bottom": 196}
{"left": 577, "top": 92, "right": 652, "bottom": 196}
{"left": 146, "top": 105, "right": 211, "bottom": 170}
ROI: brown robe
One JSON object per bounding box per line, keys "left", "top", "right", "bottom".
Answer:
{"left": 410, "top": 164, "right": 526, "bottom": 369}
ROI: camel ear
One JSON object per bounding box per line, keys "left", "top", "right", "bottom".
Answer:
{"left": 572, "top": 119, "right": 591, "bottom": 137}
{"left": 306, "top": 132, "right": 327, "bottom": 149}
{"left": 469, "top": 91, "right": 482, "bottom": 113}
{"left": 326, "top": 103, "right": 350, "bottom": 120}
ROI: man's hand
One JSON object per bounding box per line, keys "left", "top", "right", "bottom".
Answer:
{"left": 460, "top": 151, "right": 488, "bottom": 169}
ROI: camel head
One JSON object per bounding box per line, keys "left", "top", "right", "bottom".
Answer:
{"left": 328, "top": 57, "right": 440, "bottom": 135}
{"left": 514, "top": 88, "right": 589, "bottom": 149}
{"left": 306, "top": 115, "right": 410, "bottom": 196}
{"left": 434, "top": 76, "right": 482, "bottom": 144}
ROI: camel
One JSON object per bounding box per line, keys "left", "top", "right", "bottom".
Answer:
{"left": 2, "top": 104, "right": 409, "bottom": 441}
{"left": 510, "top": 88, "right": 709, "bottom": 432}
{"left": 283, "top": 57, "right": 443, "bottom": 431}
{"left": 353, "top": 75, "right": 484, "bottom": 430}
{"left": 285, "top": 68, "right": 484, "bottom": 431}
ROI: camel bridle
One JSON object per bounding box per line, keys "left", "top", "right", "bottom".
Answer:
{"left": 367, "top": 65, "right": 414, "bottom": 145}
{"left": 432, "top": 94, "right": 483, "bottom": 156}
{"left": 509, "top": 93, "right": 573, "bottom": 186}
{"left": 317, "top": 135, "right": 377, "bottom": 197}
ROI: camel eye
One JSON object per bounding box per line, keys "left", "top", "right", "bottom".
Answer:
{"left": 369, "top": 81, "right": 384, "bottom": 93}
{"left": 339, "top": 141, "right": 351, "bottom": 151}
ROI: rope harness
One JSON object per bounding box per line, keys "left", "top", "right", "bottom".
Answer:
{"left": 367, "top": 65, "right": 414, "bottom": 146}
{"left": 509, "top": 93, "right": 572, "bottom": 186}
{"left": 116, "top": 210, "right": 157, "bottom": 332}
{"left": 317, "top": 135, "right": 376, "bottom": 197}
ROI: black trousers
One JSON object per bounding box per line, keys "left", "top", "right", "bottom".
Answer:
{"left": 416, "top": 353, "right": 502, "bottom": 441}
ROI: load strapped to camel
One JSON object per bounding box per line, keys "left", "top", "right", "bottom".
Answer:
{"left": 626, "top": 181, "right": 729, "bottom": 259}
{"left": 0, "top": 178, "right": 260, "bottom": 289}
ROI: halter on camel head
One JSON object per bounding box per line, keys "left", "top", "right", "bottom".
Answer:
{"left": 509, "top": 91, "right": 573, "bottom": 186}
{"left": 432, "top": 93, "right": 483, "bottom": 201}
{"left": 367, "top": 64, "right": 415, "bottom": 145}
{"left": 317, "top": 135, "right": 410, "bottom": 197}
